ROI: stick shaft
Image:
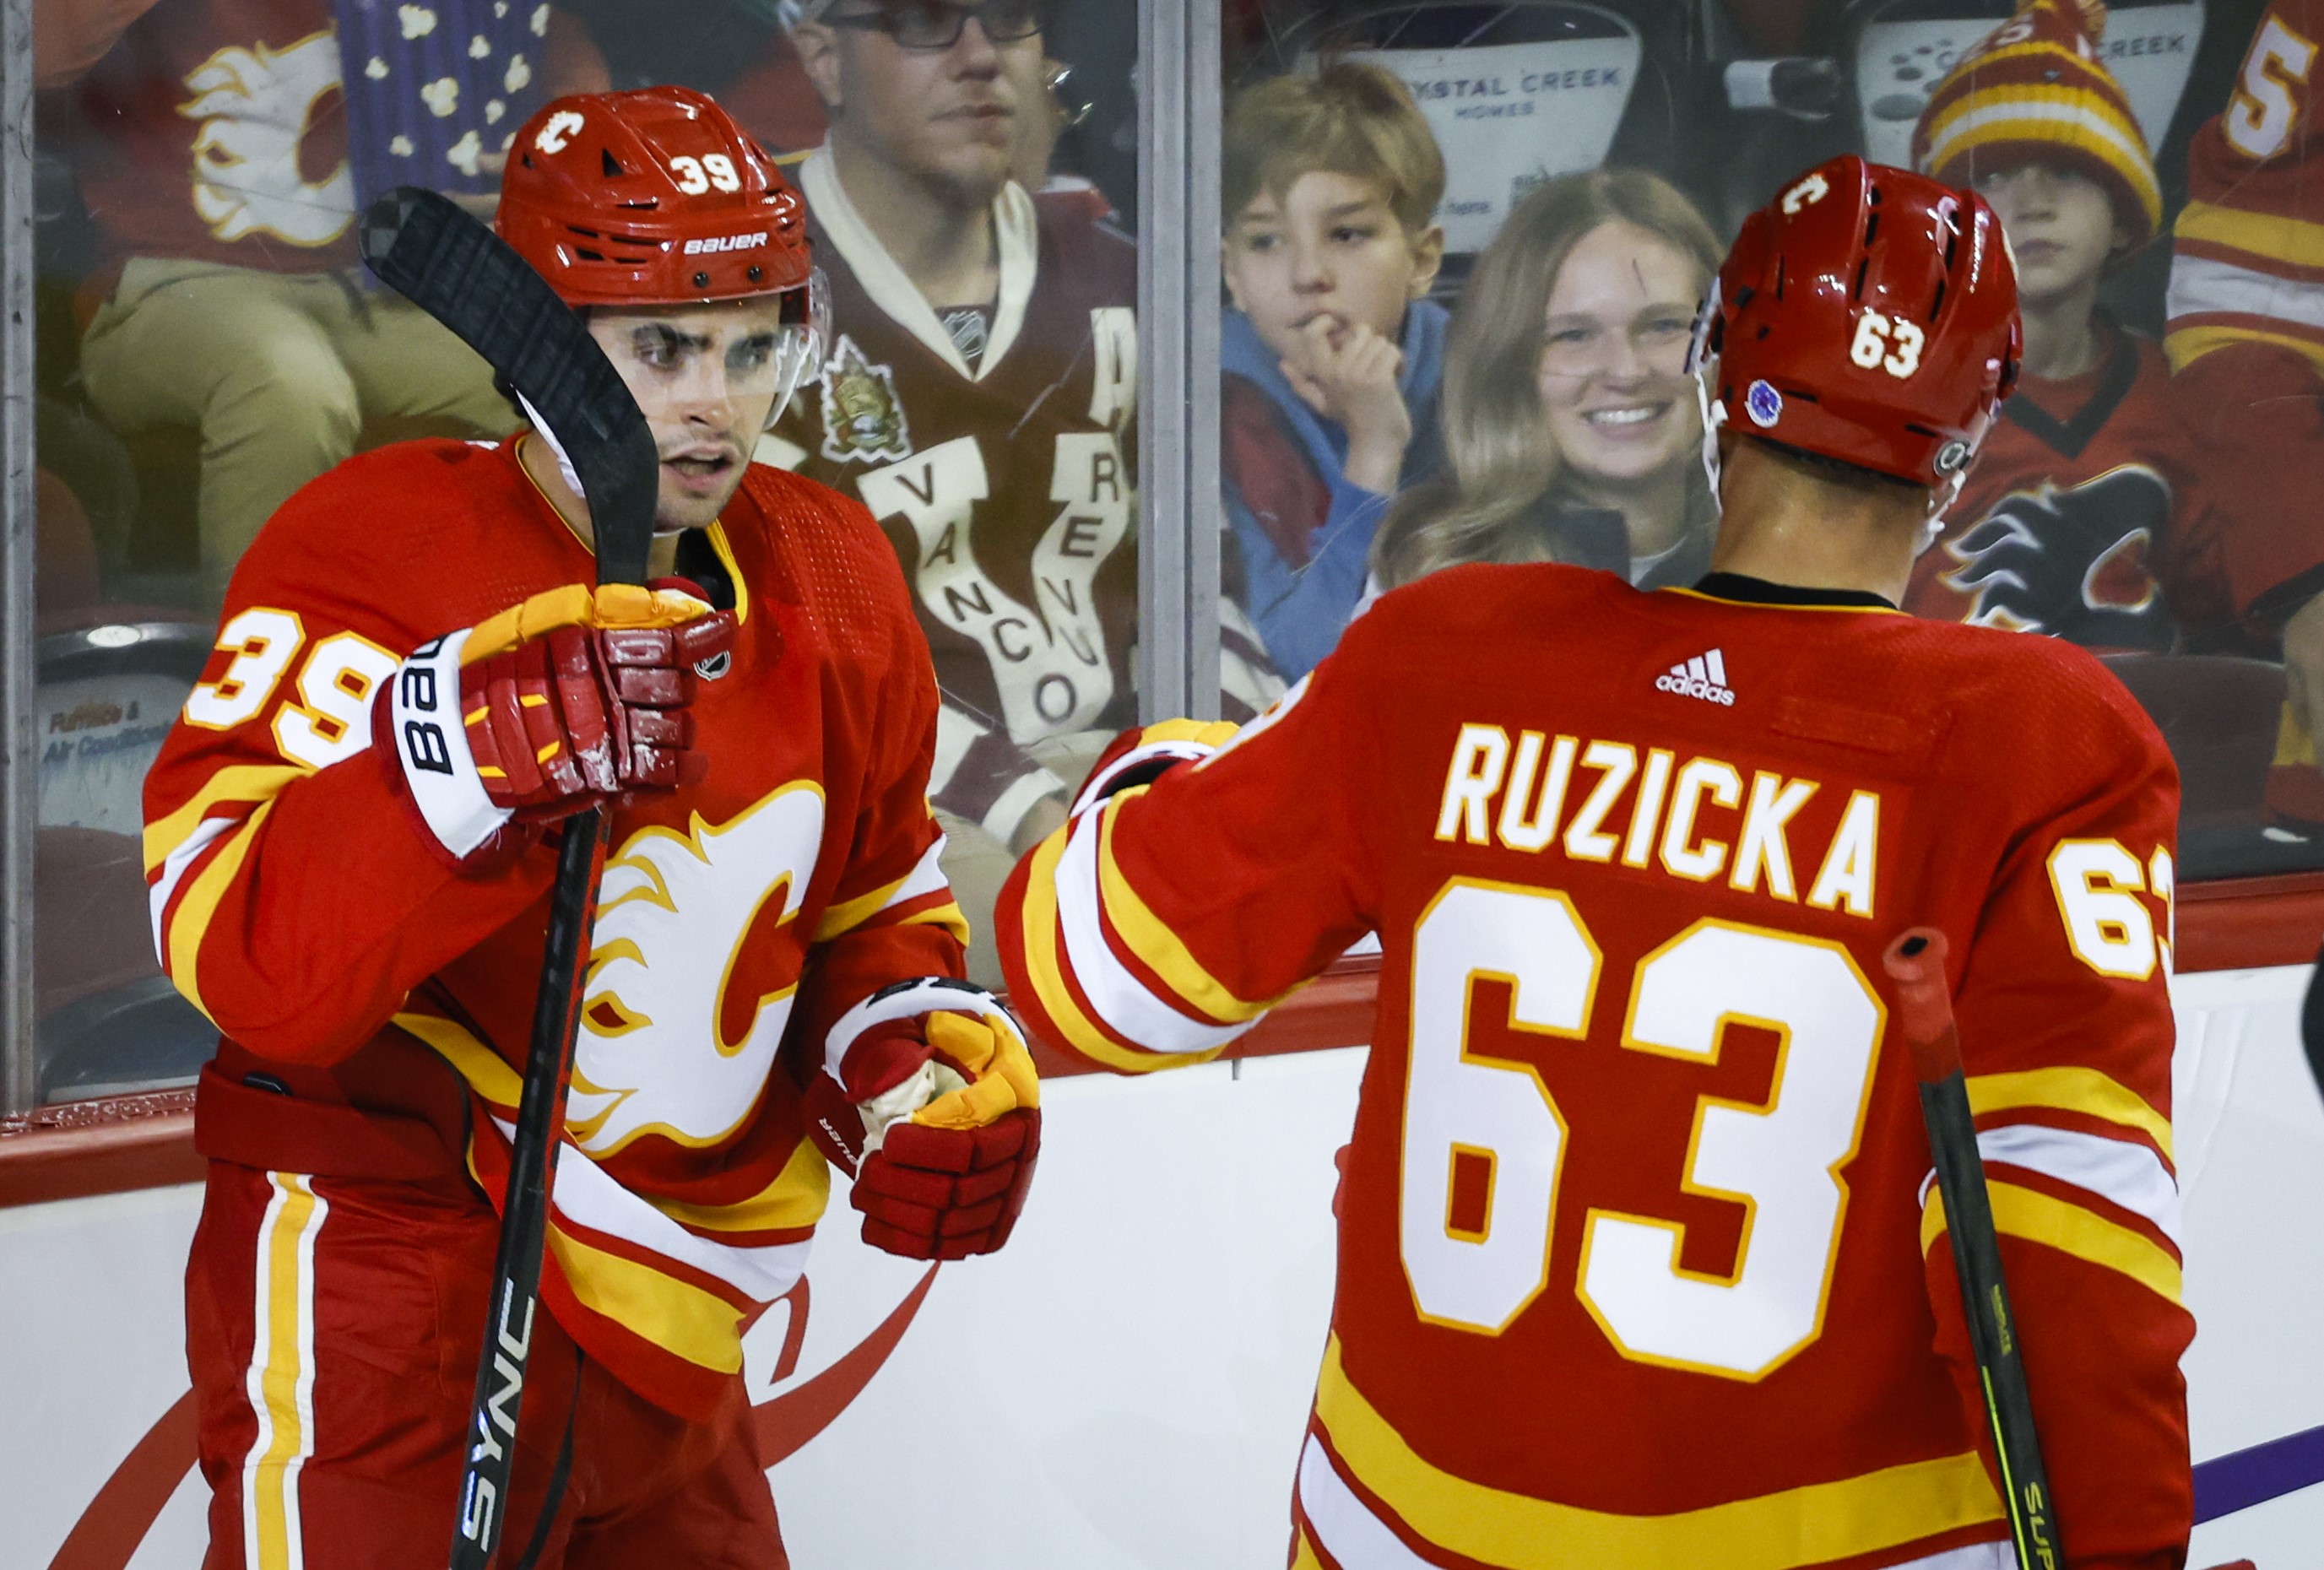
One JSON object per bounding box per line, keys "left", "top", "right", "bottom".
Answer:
{"left": 1920, "top": 1067, "right": 2063, "bottom": 1570}
{"left": 450, "top": 814, "right": 605, "bottom": 1567}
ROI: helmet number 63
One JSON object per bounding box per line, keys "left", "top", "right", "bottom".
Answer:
{"left": 1850, "top": 309, "right": 1924, "bottom": 379}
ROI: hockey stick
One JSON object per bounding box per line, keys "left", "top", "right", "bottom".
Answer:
{"left": 1882, "top": 928, "right": 2062, "bottom": 1570}
{"left": 360, "top": 186, "right": 658, "bottom": 1570}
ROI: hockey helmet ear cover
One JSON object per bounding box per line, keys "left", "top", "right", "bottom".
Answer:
{"left": 1691, "top": 155, "right": 2023, "bottom": 490}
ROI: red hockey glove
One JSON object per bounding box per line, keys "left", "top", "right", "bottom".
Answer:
{"left": 382, "top": 580, "right": 735, "bottom": 864}
{"left": 1070, "top": 718, "right": 1243, "bottom": 816}
{"left": 804, "top": 979, "right": 1042, "bottom": 1260}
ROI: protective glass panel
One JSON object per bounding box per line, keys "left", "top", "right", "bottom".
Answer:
{"left": 1216, "top": 0, "right": 2324, "bottom": 883}
{"left": 25, "top": 0, "right": 1147, "bottom": 1091}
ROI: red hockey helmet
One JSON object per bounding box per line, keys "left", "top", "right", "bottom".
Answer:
{"left": 1689, "top": 155, "right": 2022, "bottom": 490}
{"left": 499, "top": 85, "right": 812, "bottom": 306}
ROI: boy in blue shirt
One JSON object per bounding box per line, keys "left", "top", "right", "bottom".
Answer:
{"left": 1221, "top": 62, "right": 1448, "bottom": 679}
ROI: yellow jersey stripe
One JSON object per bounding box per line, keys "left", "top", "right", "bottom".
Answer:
{"left": 244, "top": 1172, "right": 326, "bottom": 1570}
{"left": 1018, "top": 824, "right": 1181, "bottom": 1074}
{"left": 1313, "top": 1336, "right": 2002, "bottom": 1567}
{"left": 546, "top": 1224, "right": 746, "bottom": 1373}
{"left": 393, "top": 1011, "right": 527, "bottom": 1108}
{"left": 1291, "top": 1526, "right": 1327, "bottom": 1570}
{"left": 1921, "top": 1182, "right": 2183, "bottom": 1305}
{"left": 650, "top": 1137, "right": 832, "bottom": 1234}
{"left": 2174, "top": 199, "right": 2324, "bottom": 273}
{"left": 144, "top": 763, "right": 303, "bottom": 874}
{"left": 901, "top": 900, "right": 972, "bottom": 948}
{"left": 2164, "top": 321, "right": 2324, "bottom": 375}
{"left": 1965, "top": 1068, "right": 2172, "bottom": 1161}
{"left": 166, "top": 800, "right": 281, "bottom": 1025}
{"left": 1094, "top": 793, "right": 1270, "bottom": 1024}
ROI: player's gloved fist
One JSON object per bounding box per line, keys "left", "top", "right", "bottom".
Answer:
{"left": 381, "top": 580, "right": 735, "bottom": 864}
{"left": 1070, "top": 718, "right": 1243, "bottom": 817}
{"left": 804, "top": 979, "right": 1042, "bottom": 1260}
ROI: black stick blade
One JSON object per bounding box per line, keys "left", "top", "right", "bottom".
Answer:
{"left": 359, "top": 186, "right": 658, "bottom": 587}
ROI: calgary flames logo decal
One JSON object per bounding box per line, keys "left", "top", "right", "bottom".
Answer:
{"left": 176, "top": 32, "right": 355, "bottom": 247}
{"left": 569, "top": 783, "right": 826, "bottom": 1156}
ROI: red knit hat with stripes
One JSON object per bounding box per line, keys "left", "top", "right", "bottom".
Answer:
{"left": 1910, "top": 0, "right": 2161, "bottom": 252}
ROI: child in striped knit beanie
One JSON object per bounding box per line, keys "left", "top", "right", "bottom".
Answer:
{"left": 1897, "top": 0, "right": 2219, "bottom": 654}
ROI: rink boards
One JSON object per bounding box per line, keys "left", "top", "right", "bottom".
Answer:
{"left": 2, "top": 964, "right": 2320, "bottom": 1568}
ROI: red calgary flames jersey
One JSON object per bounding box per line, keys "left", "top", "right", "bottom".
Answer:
{"left": 1000, "top": 568, "right": 2191, "bottom": 1568}
{"left": 144, "top": 439, "right": 965, "bottom": 1422}
{"left": 1904, "top": 328, "right": 2228, "bottom": 645}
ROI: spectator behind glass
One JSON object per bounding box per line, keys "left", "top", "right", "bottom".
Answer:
{"left": 1904, "top": 0, "right": 2222, "bottom": 651}
{"left": 40, "top": 0, "right": 563, "bottom": 604}
{"left": 1370, "top": 169, "right": 1721, "bottom": 595}
{"left": 1219, "top": 62, "right": 1447, "bottom": 682}
{"left": 2167, "top": 0, "right": 2324, "bottom": 828}
{"left": 777, "top": 0, "right": 1281, "bottom": 983}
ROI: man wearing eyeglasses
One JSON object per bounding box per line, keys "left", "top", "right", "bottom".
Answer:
{"left": 776, "top": 0, "right": 1282, "bottom": 986}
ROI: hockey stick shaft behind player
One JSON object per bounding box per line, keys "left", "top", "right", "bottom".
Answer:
{"left": 1882, "top": 928, "right": 2062, "bottom": 1570}
{"left": 360, "top": 186, "right": 658, "bottom": 1570}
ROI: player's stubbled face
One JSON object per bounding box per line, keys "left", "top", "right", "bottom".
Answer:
{"left": 588, "top": 297, "right": 792, "bottom": 533}
{"left": 835, "top": 9, "right": 1045, "bottom": 203}
{"left": 1975, "top": 161, "right": 2121, "bottom": 311}
{"left": 1536, "top": 221, "right": 1704, "bottom": 490}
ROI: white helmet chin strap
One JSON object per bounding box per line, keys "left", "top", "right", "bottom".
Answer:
{"left": 1695, "top": 363, "right": 1728, "bottom": 497}
{"left": 519, "top": 391, "right": 691, "bottom": 543}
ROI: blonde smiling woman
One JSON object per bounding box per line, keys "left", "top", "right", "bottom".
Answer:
{"left": 1372, "top": 167, "right": 1724, "bottom": 593}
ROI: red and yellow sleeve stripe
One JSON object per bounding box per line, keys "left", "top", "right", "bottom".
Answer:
{"left": 1010, "top": 792, "right": 1279, "bottom": 1075}
{"left": 143, "top": 765, "right": 304, "bottom": 1022}
{"left": 812, "top": 835, "right": 969, "bottom": 950}
{"left": 1920, "top": 1068, "right": 2182, "bottom": 1304}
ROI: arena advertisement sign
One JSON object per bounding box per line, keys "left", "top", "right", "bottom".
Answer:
{"left": 1346, "top": 24, "right": 1643, "bottom": 255}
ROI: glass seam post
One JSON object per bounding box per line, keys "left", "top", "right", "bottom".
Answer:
{"left": 1137, "top": 0, "right": 1190, "bottom": 723}
{"left": 2, "top": 0, "right": 35, "bottom": 1116}
{"left": 1184, "top": 0, "right": 1222, "bottom": 721}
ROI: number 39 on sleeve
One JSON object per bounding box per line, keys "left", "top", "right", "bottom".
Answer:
{"left": 2047, "top": 839, "right": 2175, "bottom": 979}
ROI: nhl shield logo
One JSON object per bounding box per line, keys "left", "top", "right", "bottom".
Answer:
{"left": 818, "top": 334, "right": 912, "bottom": 465}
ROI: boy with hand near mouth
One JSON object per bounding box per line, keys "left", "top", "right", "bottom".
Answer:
{"left": 1220, "top": 62, "right": 1448, "bottom": 680}
{"left": 1904, "top": 0, "right": 2223, "bottom": 650}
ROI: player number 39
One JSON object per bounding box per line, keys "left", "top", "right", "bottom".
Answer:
{"left": 181, "top": 608, "right": 399, "bottom": 772}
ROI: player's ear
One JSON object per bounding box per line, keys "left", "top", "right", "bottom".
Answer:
{"left": 1407, "top": 225, "right": 1446, "bottom": 300}
{"left": 793, "top": 23, "right": 846, "bottom": 115}
{"left": 1220, "top": 238, "right": 1247, "bottom": 312}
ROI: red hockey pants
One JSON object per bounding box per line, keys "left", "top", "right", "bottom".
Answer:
{"left": 186, "top": 1161, "right": 789, "bottom": 1569}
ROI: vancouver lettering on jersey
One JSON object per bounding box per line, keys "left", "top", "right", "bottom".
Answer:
{"left": 1432, "top": 723, "right": 1881, "bottom": 918}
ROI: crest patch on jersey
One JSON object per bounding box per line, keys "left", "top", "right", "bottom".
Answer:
{"left": 818, "top": 334, "right": 913, "bottom": 465}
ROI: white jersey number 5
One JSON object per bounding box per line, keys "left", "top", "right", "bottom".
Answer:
{"left": 1402, "top": 880, "right": 1882, "bottom": 1379}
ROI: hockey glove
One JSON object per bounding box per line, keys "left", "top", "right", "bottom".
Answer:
{"left": 1070, "top": 718, "right": 1243, "bottom": 816}
{"left": 382, "top": 580, "right": 736, "bottom": 864}
{"left": 804, "top": 978, "right": 1042, "bottom": 1260}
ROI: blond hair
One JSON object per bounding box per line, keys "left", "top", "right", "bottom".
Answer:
{"left": 1223, "top": 62, "right": 1447, "bottom": 236}
{"left": 1371, "top": 168, "right": 1723, "bottom": 590}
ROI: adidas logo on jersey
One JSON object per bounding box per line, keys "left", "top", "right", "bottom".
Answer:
{"left": 1655, "top": 649, "right": 1735, "bottom": 706}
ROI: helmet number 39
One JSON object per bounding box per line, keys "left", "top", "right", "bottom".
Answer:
{"left": 1850, "top": 310, "right": 1924, "bottom": 379}
{"left": 671, "top": 154, "right": 744, "bottom": 195}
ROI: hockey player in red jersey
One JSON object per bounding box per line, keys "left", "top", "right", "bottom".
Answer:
{"left": 999, "top": 156, "right": 2191, "bottom": 1567}
{"left": 144, "top": 86, "right": 1039, "bottom": 1567}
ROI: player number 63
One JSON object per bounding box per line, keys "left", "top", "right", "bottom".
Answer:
{"left": 1850, "top": 309, "right": 1924, "bottom": 379}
